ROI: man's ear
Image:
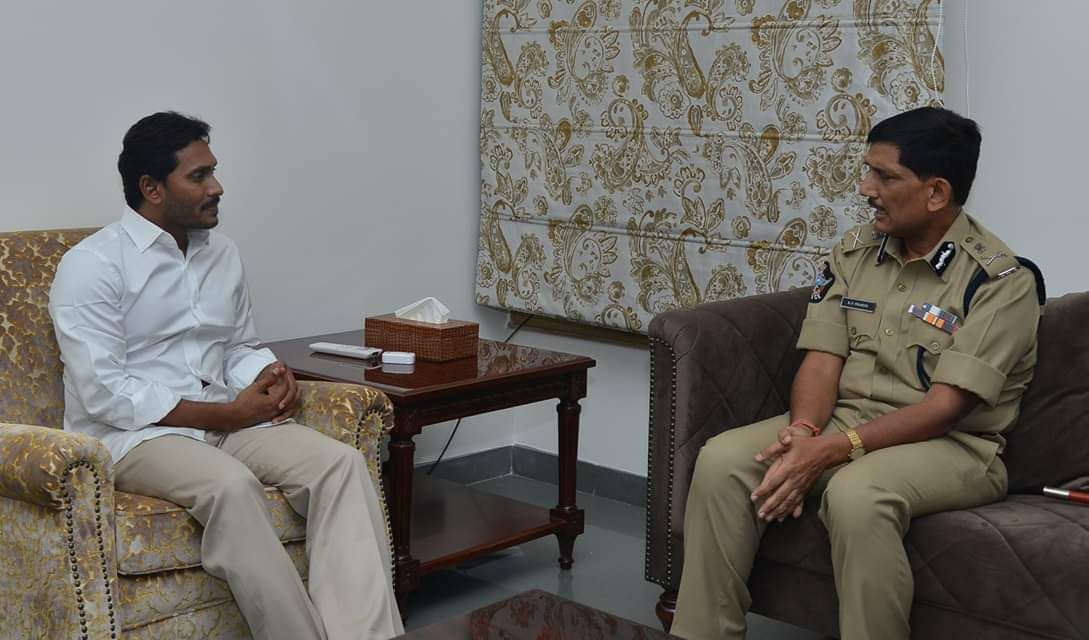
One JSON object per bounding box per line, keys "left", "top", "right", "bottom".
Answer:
{"left": 926, "top": 177, "right": 953, "bottom": 212}
{"left": 139, "top": 175, "right": 164, "bottom": 205}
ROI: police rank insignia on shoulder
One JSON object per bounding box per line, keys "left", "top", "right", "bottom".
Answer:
{"left": 810, "top": 262, "right": 835, "bottom": 303}
{"left": 930, "top": 241, "right": 956, "bottom": 276}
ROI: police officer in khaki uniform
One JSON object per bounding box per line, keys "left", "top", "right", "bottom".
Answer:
{"left": 671, "top": 107, "right": 1042, "bottom": 640}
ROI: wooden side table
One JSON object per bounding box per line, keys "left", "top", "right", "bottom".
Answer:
{"left": 264, "top": 331, "right": 596, "bottom": 609}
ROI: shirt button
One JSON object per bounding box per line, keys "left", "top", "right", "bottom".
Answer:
{"left": 965, "top": 236, "right": 975, "bottom": 243}
{"left": 897, "top": 283, "right": 907, "bottom": 292}
{"left": 930, "top": 341, "right": 941, "bottom": 352}
{"left": 884, "top": 328, "right": 895, "bottom": 336}
{"left": 850, "top": 326, "right": 858, "bottom": 336}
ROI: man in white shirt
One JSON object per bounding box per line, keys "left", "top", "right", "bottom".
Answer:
{"left": 48, "top": 112, "right": 403, "bottom": 640}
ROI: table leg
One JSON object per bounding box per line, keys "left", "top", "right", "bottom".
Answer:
{"left": 389, "top": 414, "right": 420, "bottom": 611}
{"left": 550, "top": 392, "right": 585, "bottom": 570}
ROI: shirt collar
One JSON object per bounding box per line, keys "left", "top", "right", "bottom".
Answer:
{"left": 920, "top": 212, "right": 969, "bottom": 281}
{"left": 120, "top": 206, "right": 211, "bottom": 254}
{"left": 120, "top": 207, "right": 166, "bottom": 253}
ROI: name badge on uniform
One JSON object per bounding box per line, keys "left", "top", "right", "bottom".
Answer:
{"left": 908, "top": 303, "right": 960, "bottom": 334}
{"left": 840, "top": 297, "right": 877, "bottom": 313}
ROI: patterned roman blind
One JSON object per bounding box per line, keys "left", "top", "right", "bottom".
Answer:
{"left": 476, "top": 0, "right": 944, "bottom": 333}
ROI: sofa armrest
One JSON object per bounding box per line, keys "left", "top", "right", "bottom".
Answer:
{"left": 0, "top": 423, "right": 114, "bottom": 509}
{"left": 0, "top": 423, "right": 120, "bottom": 638}
{"left": 295, "top": 381, "right": 393, "bottom": 478}
{"left": 644, "top": 288, "right": 810, "bottom": 590}
{"left": 294, "top": 381, "right": 395, "bottom": 555}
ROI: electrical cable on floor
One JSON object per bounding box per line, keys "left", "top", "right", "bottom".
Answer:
{"left": 426, "top": 312, "right": 535, "bottom": 476}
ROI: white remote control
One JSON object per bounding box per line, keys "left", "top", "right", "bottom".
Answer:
{"left": 308, "top": 342, "right": 382, "bottom": 360}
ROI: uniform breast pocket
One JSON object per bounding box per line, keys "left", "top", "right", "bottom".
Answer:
{"left": 846, "top": 312, "right": 880, "bottom": 353}
{"left": 906, "top": 323, "right": 955, "bottom": 389}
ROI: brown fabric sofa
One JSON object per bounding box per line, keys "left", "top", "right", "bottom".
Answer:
{"left": 646, "top": 286, "right": 1089, "bottom": 639}
{"left": 0, "top": 229, "right": 395, "bottom": 639}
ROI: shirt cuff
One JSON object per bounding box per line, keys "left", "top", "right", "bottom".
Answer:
{"left": 227, "top": 348, "right": 279, "bottom": 389}
{"left": 931, "top": 350, "right": 1006, "bottom": 407}
{"left": 130, "top": 383, "right": 181, "bottom": 427}
{"left": 797, "top": 318, "right": 849, "bottom": 358}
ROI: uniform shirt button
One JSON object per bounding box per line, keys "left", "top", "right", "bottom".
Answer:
{"left": 897, "top": 283, "right": 907, "bottom": 292}
{"left": 965, "top": 236, "right": 975, "bottom": 243}
{"left": 930, "top": 341, "right": 941, "bottom": 352}
{"left": 884, "top": 328, "right": 895, "bottom": 336}
{"left": 849, "top": 326, "right": 858, "bottom": 336}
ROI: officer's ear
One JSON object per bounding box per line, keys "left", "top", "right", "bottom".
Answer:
{"left": 925, "top": 177, "right": 953, "bottom": 212}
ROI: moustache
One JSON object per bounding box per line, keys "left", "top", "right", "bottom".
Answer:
{"left": 868, "top": 198, "right": 883, "bottom": 212}
{"left": 201, "top": 198, "right": 221, "bottom": 211}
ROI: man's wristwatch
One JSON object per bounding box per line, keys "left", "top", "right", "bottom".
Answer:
{"left": 844, "top": 428, "right": 866, "bottom": 461}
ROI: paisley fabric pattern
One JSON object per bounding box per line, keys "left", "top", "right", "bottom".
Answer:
{"left": 0, "top": 229, "right": 395, "bottom": 639}
{"left": 477, "top": 0, "right": 945, "bottom": 332}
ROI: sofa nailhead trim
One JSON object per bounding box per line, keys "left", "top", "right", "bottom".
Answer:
{"left": 356, "top": 401, "right": 395, "bottom": 574}
{"left": 645, "top": 336, "right": 679, "bottom": 587}
{"left": 62, "top": 460, "right": 119, "bottom": 639}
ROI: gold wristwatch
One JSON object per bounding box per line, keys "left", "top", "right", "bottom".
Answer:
{"left": 844, "top": 428, "right": 866, "bottom": 461}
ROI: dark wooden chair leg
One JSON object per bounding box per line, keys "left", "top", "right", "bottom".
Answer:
{"left": 656, "top": 588, "right": 677, "bottom": 632}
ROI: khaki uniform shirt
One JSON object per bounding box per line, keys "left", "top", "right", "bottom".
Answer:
{"left": 797, "top": 212, "right": 1040, "bottom": 454}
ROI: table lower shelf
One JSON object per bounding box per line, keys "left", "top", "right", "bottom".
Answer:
{"left": 408, "top": 475, "right": 566, "bottom": 574}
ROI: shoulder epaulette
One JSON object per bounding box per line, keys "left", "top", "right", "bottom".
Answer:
{"left": 960, "top": 233, "right": 1019, "bottom": 279}
{"left": 840, "top": 223, "right": 883, "bottom": 254}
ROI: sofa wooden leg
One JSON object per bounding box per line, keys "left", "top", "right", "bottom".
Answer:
{"left": 656, "top": 589, "right": 677, "bottom": 632}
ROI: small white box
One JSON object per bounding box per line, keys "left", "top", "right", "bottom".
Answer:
{"left": 381, "top": 351, "right": 416, "bottom": 365}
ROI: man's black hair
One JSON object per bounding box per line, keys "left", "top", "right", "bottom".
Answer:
{"left": 867, "top": 106, "right": 981, "bottom": 206}
{"left": 118, "top": 112, "right": 211, "bottom": 210}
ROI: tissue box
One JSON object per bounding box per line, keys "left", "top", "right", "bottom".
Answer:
{"left": 364, "top": 314, "right": 479, "bottom": 361}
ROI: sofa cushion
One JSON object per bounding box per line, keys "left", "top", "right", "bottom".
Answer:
{"left": 115, "top": 488, "right": 307, "bottom": 575}
{"left": 1005, "top": 291, "right": 1089, "bottom": 492}
{"left": 118, "top": 540, "right": 307, "bottom": 633}
{"left": 757, "top": 495, "right": 1089, "bottom": 638}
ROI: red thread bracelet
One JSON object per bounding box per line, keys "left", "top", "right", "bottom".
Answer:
{"left": 789, "top": 419, "right": 821, "bottom": 437}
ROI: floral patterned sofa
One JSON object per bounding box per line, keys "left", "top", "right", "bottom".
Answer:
{"left": 0, "top": 229, "right": 394, "bottom": 639}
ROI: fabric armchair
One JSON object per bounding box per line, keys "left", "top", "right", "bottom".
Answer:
{"left": 0, "top": 229, "right": 395, "bottom": 639}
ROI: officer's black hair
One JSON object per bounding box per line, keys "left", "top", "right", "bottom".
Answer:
{"left": 867, "top": 107, "right": 981, "bottom": 206}
{"left": 118, "top": 112, "right": 211, "bottom": 210}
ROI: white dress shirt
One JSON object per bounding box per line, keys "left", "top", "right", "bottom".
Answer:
{"left": 49, "top": 207, "right": 278, "bottom": 463}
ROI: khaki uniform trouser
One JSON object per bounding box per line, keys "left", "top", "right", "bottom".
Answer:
{"left": 115, "top": 423, "right": 404, "bottom": 640}
{"left": 671, "top": 413, "right": 1007, "bottom": 640}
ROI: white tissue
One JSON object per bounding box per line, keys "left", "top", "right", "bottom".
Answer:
{"left": 394, "top": 296, "right": 451, "bottom": 324}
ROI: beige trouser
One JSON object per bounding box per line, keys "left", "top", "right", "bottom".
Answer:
{"left": 671, "top": 413, "right": 1007, "bottom": 640}
{"left": 115, "top": 423, "right": 404, "bottom": 640}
